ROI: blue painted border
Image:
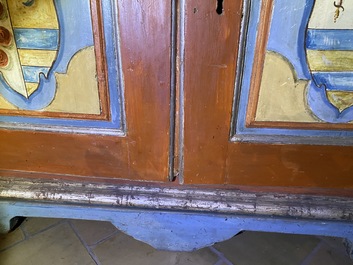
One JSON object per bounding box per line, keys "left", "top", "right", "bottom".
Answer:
{"left": 1, "top": 200, "right": 352, "bottom": 251}
{"left": 0, "top": 0, "right": 124, "bottom": 133}
{"left": 235, "top": 0, "right": 353, "bottom": 140}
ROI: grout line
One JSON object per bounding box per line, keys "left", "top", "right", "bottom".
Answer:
{"left": 214, "top": 259, "right": 227, "bottom": 265}
{"left": 68, "top": 220, "right": 102, "bottom": 265}
{"left": 20, "top": 225, "right": 28, "bottom": 240}
{"left": 317, "top": 236, "right": 350, "bottom": 256}
{"left": 21, "top": 218, "right": 66, "bottom": 239}
{"left": 0, "top": 227, "right": 27, "bottom": 253}
{"left": 343, "top": 238, "right": 353, "bottom": 259}
{"left": 0, "top": 238, "right": 26, "bottom": 254}
{"left": 88, "top": 230, "right": 120, "bottom": 248}
{"left": 299, "top": 240, "right": 325, "bottom": 265}
{"left": 209, "top": 246, "right": 234, "bottom": 265}
{"left": 0, "top": 218, "right": 65, "bottom": 254}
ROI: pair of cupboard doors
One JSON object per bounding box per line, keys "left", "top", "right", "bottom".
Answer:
{"left": 0, "top": 0, "right": 352, "bottom": 196}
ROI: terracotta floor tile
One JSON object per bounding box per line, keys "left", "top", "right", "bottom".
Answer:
{"left": 306, "top": 242, "right": 353, "bottom": 265}
{"left": 0, "top": 228, "right": 24, "bottom": 252}
{"left": 319, "top": 236, "right": 347, "bottom": 251}
{"left": 93, "top": 231, "right": 218, "bottom": 265}
{"left": 214, "top": 262, "right": 231, "bottom": 265}
{"left": 2, "top": 217, "right": 351, "bottom": 265}
{"left": 70, "top": 219, "right": 117, "bottom": 246}
{"left": 214, "top": 231, "right": 320, "bottom": 265}
{"left": 0, "top": 222, "right": 95, "bottom": 265}
{"left": 21, "top": 217, "right": 61, "bottom": 236}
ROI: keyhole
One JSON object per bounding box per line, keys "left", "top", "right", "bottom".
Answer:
{"left": 216, "top": 0, "right": 223, "bottom": 15}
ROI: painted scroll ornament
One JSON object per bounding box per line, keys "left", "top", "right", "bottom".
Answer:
{"left": 305, "top": 0, "right": 353, "bottom": 122}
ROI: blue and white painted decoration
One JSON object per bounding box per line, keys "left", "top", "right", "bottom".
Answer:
{"left": 306, "top": 0, "right": 353, "bottom": 122}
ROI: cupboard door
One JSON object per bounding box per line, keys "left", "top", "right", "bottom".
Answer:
{"left": 180, "top": 0, "right": 353, "bottom": 190}
{"left": 0, "top": 0, "right": 172, "bottom": 182}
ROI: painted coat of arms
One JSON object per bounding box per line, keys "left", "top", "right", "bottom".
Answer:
{"left": 245, "top": 0, "right": 353, "bottom": 126}
{"left": 233, "top": 0, "right": 353, "bottom": 143}
{"left": 0, "top": 0, "right": 106, "bottom": 116}
{"left": 305, "top": 0, "right": 353, "bottom": 122}
{"left": 0, "top": 0, "right": 63, "bottom": 110}
{"left": 0, "top": 0, "right": 58, "bottom": 99}
{"left": 0, "top": 0, "right": 122, "bottom": 133}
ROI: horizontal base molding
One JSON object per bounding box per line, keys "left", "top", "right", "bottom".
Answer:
{"left": 0, "top": 177, "right": 352, "bottom": 221}
{"left": 0, "top": 177, "right": 353, "bottom": 254}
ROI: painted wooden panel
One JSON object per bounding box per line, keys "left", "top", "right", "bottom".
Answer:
{"left": 0, "top": 0, "right": 122, "bottom": 134}
{"left": 0, "top": 0, "right": 172, "bottom": 182}
{"left": 179, "top": 0, "right": 243, "bottom": 184}
{"left": 234, "top": 0, "right": 353, "bottom": 143}
{"left": 180, "top": 0, "right": 353, "bottom": 189}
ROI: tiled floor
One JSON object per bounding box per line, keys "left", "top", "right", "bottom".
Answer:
{"left": 0, "top": 218, "right": 352, "bottom": 265}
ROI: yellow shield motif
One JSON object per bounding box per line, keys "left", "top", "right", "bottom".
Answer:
{"left": 0, "top": 0, "right": 59, "bottom": 98}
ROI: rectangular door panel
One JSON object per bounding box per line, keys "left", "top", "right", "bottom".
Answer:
{"left": 0, "top": 0, "right": 171, "bottom": 182}
{"left": 180, "top": 0, "right": 242, "bottom": 185}
{"left": 180, "top": 0, "right": 353, "bottom": 191}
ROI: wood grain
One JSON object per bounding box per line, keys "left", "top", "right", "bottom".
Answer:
{"left": 182, "top": 0, "right": 243, "bottom": 184}
{"left": 0, "top": 0, "right": 171, "bottom": 182}
{"left": 181, "top": 0, "right": 353, "bottom": 190}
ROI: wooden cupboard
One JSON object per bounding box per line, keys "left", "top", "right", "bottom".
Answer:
{"left": 0, "top": 0, "right": 353, "bottom": 254}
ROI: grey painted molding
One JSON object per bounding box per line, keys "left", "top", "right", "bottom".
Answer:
{"left": 0, "top": 177, "right": 352, "bottom": 221}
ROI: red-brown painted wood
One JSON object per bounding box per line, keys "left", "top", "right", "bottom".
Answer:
{"left": 0, "top": 0, "right": 171, "bottom": 182}
{"left": 181, "top": 0, "right": 353, "bottom": 190}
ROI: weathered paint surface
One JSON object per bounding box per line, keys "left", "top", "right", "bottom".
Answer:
{"left": 235, "top": 0, "right": 353, "bottom": 142}
{"left": 0, "top": 0, "right": 124, "bottom": 134}
{"left": 0, "top": 200, "right": 353, "bottom": 254}
{"left": 1, "top": 177, "right": 353, "bottom": 255}
{"left": 1, "top": 178, "right": 353, "bottom": 221}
